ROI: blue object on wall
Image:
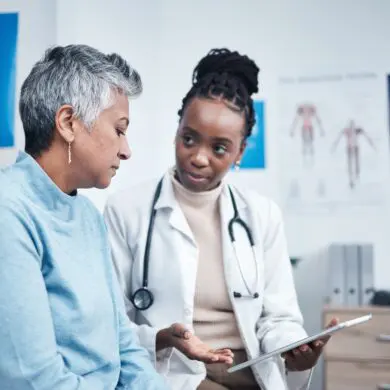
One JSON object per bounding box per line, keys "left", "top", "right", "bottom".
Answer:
{"left": 388, "top": 75, "right": 390, "bottom": 146}
{"left": 0, "top": 13, "right": 18, "bottom": 148}
{"left": 240, "top": 100, "right": 266, "bottom": 169}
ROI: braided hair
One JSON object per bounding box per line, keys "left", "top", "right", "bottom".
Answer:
{"left": 178, "top": 48, "right": 260, "bottom": 139}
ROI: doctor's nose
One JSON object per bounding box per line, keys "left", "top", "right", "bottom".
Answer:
{"left": 191, "top": 150, "right": 209, "bottom": 168}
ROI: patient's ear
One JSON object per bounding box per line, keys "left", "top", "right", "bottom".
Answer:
{"left": 55, "top": 104, "right": 77, "bottom": 144}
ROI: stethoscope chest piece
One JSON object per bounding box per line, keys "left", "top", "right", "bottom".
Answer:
{"left": 131, "top": 287, "right": 154, "bottom": 311}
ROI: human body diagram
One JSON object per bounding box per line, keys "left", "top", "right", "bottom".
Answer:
{"left": 331, "top": 120, "right": 375, "bottom": 189}
{"left": 290, "top": 103, "right": 325, "bottom": 165}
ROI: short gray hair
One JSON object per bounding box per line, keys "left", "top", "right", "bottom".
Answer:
{"left": 20, "top": 44, "right": 142, "bottom": 157}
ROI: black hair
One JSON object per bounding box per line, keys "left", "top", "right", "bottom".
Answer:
{"left": 178, "top": 48, "right": 260, "bottom": 138}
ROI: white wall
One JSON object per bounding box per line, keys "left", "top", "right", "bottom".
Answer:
{"left": 3, "top": 0, "right": 390, "bottom": 288}
{"left": 55, "top": 0, "right": 390, "bottom": 290}
{"left": 262, "top": 0, "right": 390, "bottom": 292}
{"left": 2, "top": 0, "right": 389, "bottom": 284}
{"left": 56, "top": 0, "right": 167, "bottom": 209}
{"left": 0, "top": 0, "right": 56, "bottom": 166}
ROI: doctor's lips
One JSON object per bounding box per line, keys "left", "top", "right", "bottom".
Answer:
{"left": 184, "top": 171, "right": 210, "bottom": 183}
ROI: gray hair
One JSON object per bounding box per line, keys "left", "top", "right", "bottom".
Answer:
{"left": 20, "top": 44, "right": 142, "bottom": 157}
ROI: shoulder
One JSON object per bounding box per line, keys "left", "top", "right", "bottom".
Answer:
{"left": 232, "top": 183, "right": 283, "bottom": 223}
{"left": 0, "top": 199, "right": 25, "bottom": 226}
{"left": 0, "top": 165, "right": 33, "bottom": 224}
{"left": 230, "top": 184, "right": 285, "bottom": 249}
{"left": 78, "top": 193, "right": 103, "bottom": 219}
{"left": 105, "top": 176, "right": 161, "bottom": 216}
{"left": 0, "top": 163, "right": 23, "bottom": 205}
{"left": 0, "top": 184, "right": 38, "bottom": 252}
{"left": 75, "top": 194, "right": 110, "bottom": 241}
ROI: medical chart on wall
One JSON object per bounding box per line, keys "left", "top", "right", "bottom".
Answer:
{"left": 0, "top": 13, "right": 18, "bottom": 148}
{"left": 277, "top": 72, "right": 389, "bottom": 214}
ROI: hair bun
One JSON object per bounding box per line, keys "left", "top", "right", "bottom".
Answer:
{"left": 192, "top": 48, "right": 259, "bottom": 95}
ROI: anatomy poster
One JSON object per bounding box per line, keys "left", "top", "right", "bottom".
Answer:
{"left": 0, "top": 13, "right": 18, "bottom": 148}
{"left": 278, "top": 72, "right": 389, "bottom": 213}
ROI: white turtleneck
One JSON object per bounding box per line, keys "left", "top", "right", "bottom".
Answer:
{"left": 170, "top": 171, "right": 243, "bottom": 350}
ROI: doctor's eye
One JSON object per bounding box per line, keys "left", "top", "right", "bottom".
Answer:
{"left": 214, "top": 144, "right": 227, "bottom": 156}
{"left": 182, "top": 135, "right": 195, "bottom": 147}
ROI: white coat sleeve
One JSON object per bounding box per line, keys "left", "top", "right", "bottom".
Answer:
{"left": 255, "top": 200, "right": 311, "bottom": 390}
{"left": 103, "top": 198, "right": 172, "bottom": 374}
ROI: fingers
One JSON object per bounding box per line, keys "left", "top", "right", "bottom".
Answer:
{"left": 171, "top": 331, "right": 235, "bottom": 365}
{"left": 196, "top": 349, "right": 234, "bottom": 365}
{"left": 319, "top": 317, "right": 339, "bottom": 345}
{"left": 170, "top": 323, "right": 191, "bottom": 339}
{"left": 283, "top": 344, "right": 318, "bottom": 371}
{"left": 211, "top": 349, "right": 234, "bottom": 365}
{"left": 187, "top": 347, "right": 234, "bottom": 364}
{"left": 299, "top": 344, "right": 316, "bottom": 362}
{"left": 326, "top": 317, "right": 339, "bottom": 328}
{"left": 212, "top": 348, "right": 234, "bottom": 358}
{"left": 282, "top": 349, "right": 300, "bottom": 371}
{"left": 198, "top": 352, "right": 219, "bottom": 363}
{"left": 311, "top": 340, "right": 324, "bottom": 349}
{"left": 215, "top": 355, "right": 234, "bottom": 365}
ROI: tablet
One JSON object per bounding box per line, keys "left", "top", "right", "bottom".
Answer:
{"left": 227, "top": 313, "right": 372, "bottom": 373}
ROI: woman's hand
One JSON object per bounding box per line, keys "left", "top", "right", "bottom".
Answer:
{"left": 282, "top": 317, "right": 338, "bottom": 371}
{"left": 157, "top": 323, "right": 234, "bottom": 364}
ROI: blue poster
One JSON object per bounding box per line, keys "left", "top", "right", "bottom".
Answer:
{"left": 240, "top": 100, "right": 266, "bottom": 169}
{"left": 388, "top": 75, "right": 390, "bottom": 140}
{"left": 0, "top": 13, "right": 18, "bottom": 148}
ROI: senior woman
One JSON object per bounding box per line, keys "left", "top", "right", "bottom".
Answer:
{"left": 0, "top": 44, "right": 168, "bottom": 390}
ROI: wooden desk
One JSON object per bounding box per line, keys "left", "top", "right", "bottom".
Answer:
{"left": 323, "top": 306, "right": 390, "bottom": 390}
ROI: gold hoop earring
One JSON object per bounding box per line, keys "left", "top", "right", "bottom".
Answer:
{"left": 68, "top": 142, "right": 72, "bottom": 164}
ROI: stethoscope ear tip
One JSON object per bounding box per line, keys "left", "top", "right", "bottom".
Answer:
{"left": 253, "top": 292, "right": 259, "bottom": 299}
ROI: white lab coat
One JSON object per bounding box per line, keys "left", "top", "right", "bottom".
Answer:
{"left": 104, "top": 172, "right": 311, "bottom": 390}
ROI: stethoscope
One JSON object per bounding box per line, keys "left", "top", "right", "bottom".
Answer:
{"left": 131, "top": 178, "right": 260, "bottom": 311}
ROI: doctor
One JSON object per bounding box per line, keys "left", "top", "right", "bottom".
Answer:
{"left": 104, "top": 48, "right": 335, "bottom": 390}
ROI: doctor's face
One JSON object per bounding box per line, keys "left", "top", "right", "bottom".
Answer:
{"left": 175, "top": 97, "right": 246, "bottom": 192}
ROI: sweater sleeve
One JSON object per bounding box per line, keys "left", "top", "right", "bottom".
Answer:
{"left": 0, "top": 204, "right": 99, "bottom": 390}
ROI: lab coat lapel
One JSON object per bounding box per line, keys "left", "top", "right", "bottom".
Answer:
{"left": 154, "top": 172, "right": 195, "bottom": 245}
{"left": 219, "top": 184, "right": 248, "bottom": 293}
{"left": 220, "top": 186, "right": 235, "bottom": 290}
